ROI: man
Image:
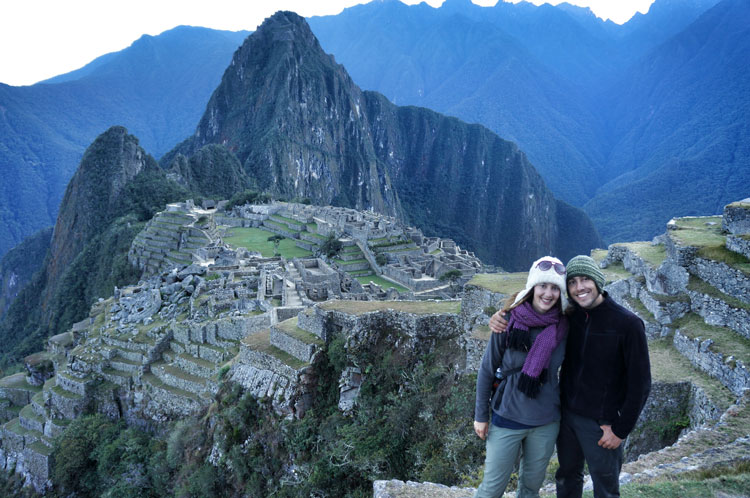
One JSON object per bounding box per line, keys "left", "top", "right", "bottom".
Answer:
{"left": 489, "top": 255, "right": 651, "bottom": 497}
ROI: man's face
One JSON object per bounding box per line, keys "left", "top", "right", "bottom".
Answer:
{"left": 567, "top": 275, "right": 604, "bottom": 309}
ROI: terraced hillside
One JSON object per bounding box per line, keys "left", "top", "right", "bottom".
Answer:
{"left": 2, "top": 200, "right": 749, "bottom": 495}
{"left": 375, "top": 201, "right": 750, "bottom": 497}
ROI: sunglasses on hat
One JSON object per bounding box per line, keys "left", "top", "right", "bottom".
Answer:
{"left": 536, "top": 260, "right": 566, "bottom": 275}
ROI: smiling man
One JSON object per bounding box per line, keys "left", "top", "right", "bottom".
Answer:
{"left": 554, "top": 255, "right": 651, "bottom": 498}
{"left": 489, "top": 254, "right": 651, "bottom": 497}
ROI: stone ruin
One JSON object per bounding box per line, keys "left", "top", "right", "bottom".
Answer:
{"left": 4, "top": 198, "right": 750, "bottom": 494}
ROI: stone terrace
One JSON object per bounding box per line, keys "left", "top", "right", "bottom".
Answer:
{"left": 380, "top": 202, "right": 750, "bottom": 497}
{"left": 128, "top": 201, "right": 221, "bottom": 277}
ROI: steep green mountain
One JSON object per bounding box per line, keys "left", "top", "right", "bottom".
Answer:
{"left": 0, "top": 127, "right": 186, "bottom": 368}
{"left": 586, "top": 0, "right": 750, "bottom": 242}
{"left": 166, "top": 11, "right": 600, "bottom": 269}
{"left": 0, "top": 227, "right": 51, "bottom": 319}
{"left": 0, "top": 26, "right": 247, "bottom": 258}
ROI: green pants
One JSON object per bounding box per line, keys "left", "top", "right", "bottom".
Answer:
{"left": 474, "top": 421, "right": 559, "bottom": 498}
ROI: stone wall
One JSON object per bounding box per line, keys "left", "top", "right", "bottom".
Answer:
{"left": 672, "top": 330, "right": 750, "bottom": 397}
{"left": 625, "top": 381, "right": 692, "bottom": 462}
{"left": 726, "top": 234, "right": 750, "bottom": 259}
{"left": 687, "top": 257, "right": 750, "bottom": 305}
{"left": 687, "top": 289, "right": 750, "bottom": 340}
{"left": 722, "top": 200, "right": 750, "bottom": 234}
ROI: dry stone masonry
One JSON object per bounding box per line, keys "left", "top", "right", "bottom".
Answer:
{"left": 2, "top": 198, "right": 750, "bottom": 494}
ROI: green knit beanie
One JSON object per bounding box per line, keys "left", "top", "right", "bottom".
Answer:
{"left": 566, "top": 255, "right": 605, "bottom": 292}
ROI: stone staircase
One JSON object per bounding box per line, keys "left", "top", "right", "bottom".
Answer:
{"left": 334, "top": 242, "right": 373, "bottom": 276}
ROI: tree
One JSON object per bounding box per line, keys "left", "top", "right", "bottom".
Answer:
{"left": 267, "top": 234, "right": 284, "bottom": 257}
{"left": 319, "top": 234, "right": 342, "bottom": 258}
{"left": 439, "top": 269, "right": 463, "bottom": 294}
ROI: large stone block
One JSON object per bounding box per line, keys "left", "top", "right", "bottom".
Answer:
{"left": 722, "top": 199, "right": 750, "bottom": 234}
{"left": 726, "top": 234, "right": 750, "bottom": 259}
{"left": 687, "top": 289, "right": 750, "bottom": 340}
{"left": 673, "top": 330, "right": 750, "bottom": 397}
{"left": 688, "top": 257, "right": 750, "bottom": 305}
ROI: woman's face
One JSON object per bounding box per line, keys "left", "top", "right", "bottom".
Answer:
{"left": 531, "top": 283, "right": 560, "bottom": 314}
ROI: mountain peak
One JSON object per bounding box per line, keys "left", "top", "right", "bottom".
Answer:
{"left": 255, "top": 11, "right": 319, "bottom": 47}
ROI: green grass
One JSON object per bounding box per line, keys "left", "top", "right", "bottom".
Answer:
{"left": 599, "top": 261, "right": 634, "bottom": 283}
{"left": 270, "top": 214, "right": 302, "bottom": 225}
{"left": 612, "top": 471, "right": 750, "bottom": 498}
{"left": 696, "top": 245, "right": 750, "bottom": 274}
{"left": 304, "top": 231, "right": 326, "bottom": 240}
{"left": 355, "top": 275, "right": 409, "bottom": 293}
{"left": 667, "top": 216, "right": 750, "bottom": 273}
{"left": 224, "top": 227, "right": 312, "bottom": 258}
{"left": 320, "top": 300, "right": 460, "bottom": 315}
{"left": 615, "top": 241, "right": 668, "bottom": 267}
{"left": 242, "top": 330, "right": 308, "bottom": 370}
{"left": 347, "top": 270, "right": 373, "bottom": 277}
{"left": 276, "top": 317, "right": 324, "bottom": 345}
{"left": 687, "top": 275, "right": 750, "bottom": 311}
{"left": 466, "top": 273, "right": 528, "bottom": 294}
{"left": 673, "top": 313, "right": 750, "bottom": 365}
{"left": 622, "top": 295, "right": 656, "bottom": 322}
{"left": 335, "top": 258, "right": 368, "bottom": 266}
{"left": 647, "top": 339, "right": 734, "bottom": 409}
{"left": 51, "top": 385, "right": 82, "bottom": 400}
{"left": 670, "top": 225, "right": 724, "bottom": 247}
{"left": 672, "top": 215, "right": 723, "bottom": 231}
{"left": 264, "top": 219, "right": 300, "bottom": 233}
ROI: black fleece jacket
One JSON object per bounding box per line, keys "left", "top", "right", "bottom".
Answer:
{"left": 559, "top": 293, "right": 651, "bottom": 439}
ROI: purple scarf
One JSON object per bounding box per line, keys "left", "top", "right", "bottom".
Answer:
{"left": 506, "top": 301, "right": 568, "bottom": 398}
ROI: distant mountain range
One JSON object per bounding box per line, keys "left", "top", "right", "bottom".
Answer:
{"left": 309, "top": 0, "right": 748, "bottom": 242}
{"left": 1, "top": 0, "right": 747, "bottom": 257}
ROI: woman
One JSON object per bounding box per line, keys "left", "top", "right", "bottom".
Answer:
{"left": 473, "top": 256, "right": 569, "bottom": 498}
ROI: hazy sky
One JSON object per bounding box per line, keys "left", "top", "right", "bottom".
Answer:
{"left": 0, "top": 0, "right": 655, "bottom": 86}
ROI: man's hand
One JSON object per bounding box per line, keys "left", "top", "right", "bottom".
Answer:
{"left": 489, "top": 310, "right": 508, "bottom": 333}
{"left": 474, "top": 421, "right": 489, "bottom": 440}
{"left": 598, "top": 425, "right": 622, "bottom": 449}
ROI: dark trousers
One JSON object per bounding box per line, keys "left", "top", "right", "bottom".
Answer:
{"left": 555, "top": 409, "right": 623, "bottom": 498}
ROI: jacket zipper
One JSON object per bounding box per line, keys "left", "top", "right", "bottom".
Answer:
{"left": 572, "top": 311, "right": 590, "bottom": 404}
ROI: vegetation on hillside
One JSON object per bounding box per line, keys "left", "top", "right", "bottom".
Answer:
{"left": 0, "top": 160, "right": 188, "bottom": 371}
{"left": 21, "top": 327, "right": 483, "bottom": 497}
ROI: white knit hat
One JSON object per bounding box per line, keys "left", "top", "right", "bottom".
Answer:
{"left": 511, "top": 256, "right": 568, "bottom": 310}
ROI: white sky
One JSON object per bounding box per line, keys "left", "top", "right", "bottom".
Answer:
{"left": 0, "top": 0, "right": 654, "bottom": 87}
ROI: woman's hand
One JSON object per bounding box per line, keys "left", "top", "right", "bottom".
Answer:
{"left": 489, "top": 311, "right": 508, "bottom": 333}
{"left": 474, "top": 420, "right": 489, "bottom": 440}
